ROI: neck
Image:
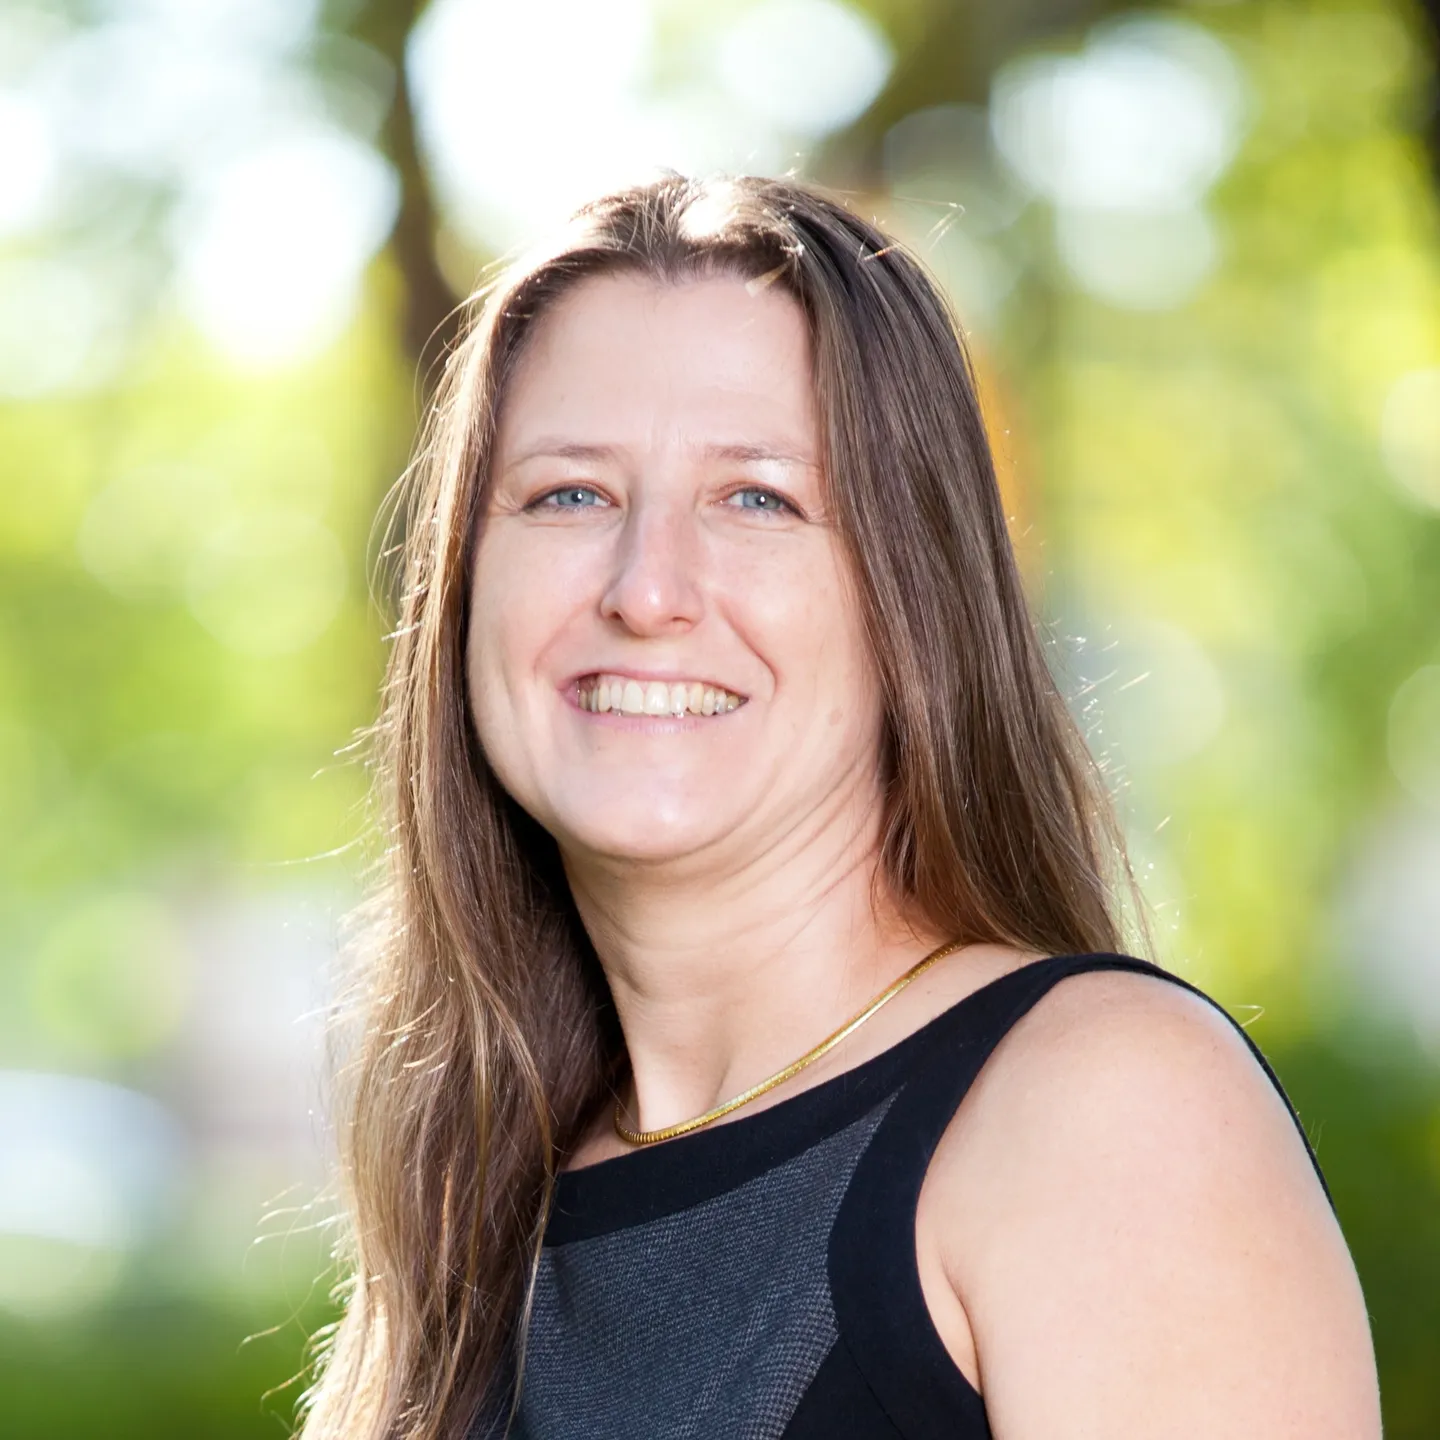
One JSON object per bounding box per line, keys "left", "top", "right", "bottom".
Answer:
{"left": 562, "top": 798, "right": 941, "bottom": 1138}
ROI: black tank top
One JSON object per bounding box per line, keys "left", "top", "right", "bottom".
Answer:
{"left": 497, "top": 953, "right": 1330, "bottom": 1439}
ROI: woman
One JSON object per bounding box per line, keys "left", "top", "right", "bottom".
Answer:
{"left": 301, "top": 175, "right": 1380, "bottom": 1439}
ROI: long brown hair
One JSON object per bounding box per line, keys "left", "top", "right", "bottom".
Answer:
{"left": 299, "top": 173, "right": 1134, "bottom": 1440}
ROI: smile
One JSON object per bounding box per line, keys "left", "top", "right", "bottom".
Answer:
{"left": 577, "top": 674, "right": 747, "bottom": 717}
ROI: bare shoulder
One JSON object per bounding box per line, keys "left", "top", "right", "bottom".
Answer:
{"left": 933, "top": 966, "right": 1324, "bottom": 1193}
{"left": 972, "top": 965, "right": 1307, "bottom": 1145}
{"left": 918, "top": 964, "right": 1381, "bottom": 1438}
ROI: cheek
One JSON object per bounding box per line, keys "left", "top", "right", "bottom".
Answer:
{"left": 796, "top": 565, "right": 884, "bottom": 762}
{"left": 464, "top": 531, "right": 558, "bottom": 754}
{"left": 470, "top": 518, "right": 584, "bottom": 664}
{"left": 722, "top": 536, "right": 881, "bottom": 731}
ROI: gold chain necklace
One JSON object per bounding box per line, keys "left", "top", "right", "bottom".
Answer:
{"left": 613, "top": 938, "right": 966, "bottom": 1147}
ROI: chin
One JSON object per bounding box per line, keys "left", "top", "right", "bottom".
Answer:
{"left": 548, "top": 791, "right": 734, "bottom": 866}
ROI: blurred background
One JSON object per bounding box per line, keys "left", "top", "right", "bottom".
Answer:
{"left": 1, "top": 0, "right": 1438, "bottom": 1433}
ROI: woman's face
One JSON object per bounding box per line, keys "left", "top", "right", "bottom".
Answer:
{"left": 467, "top": 272, "right": 884, "bottom": 869}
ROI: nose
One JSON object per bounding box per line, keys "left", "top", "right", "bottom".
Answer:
{"left": 599, "top": 494, "right": 704, "bottom": 636}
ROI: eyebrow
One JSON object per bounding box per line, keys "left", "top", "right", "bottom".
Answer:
{"left": 501, "top": 439, "right": 818, "bottom": 471}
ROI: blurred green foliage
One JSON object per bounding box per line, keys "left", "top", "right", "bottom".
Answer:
{"left": 2, "top": 0, "right": 1438, "bottom": 1434}
{"left": 0, "top": 1292, "right": 330, "bottom": 1438}
{"left": 1020, "top": 0, "right": 1440, "bottom": 1009}
{"left": 1278, "top": 1030, "right": 1440, "bottom": 1433}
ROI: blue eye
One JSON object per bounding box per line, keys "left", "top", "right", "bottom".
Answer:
{"left": 728, "top": 488, "right": 793, "bottom": 514}
{"left": 535, "top": 485, "right": 607, "bottom": 509}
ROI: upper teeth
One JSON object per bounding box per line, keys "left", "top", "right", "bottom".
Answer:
{"left": 578, "top": 675, "right": 745, "bottom": 717}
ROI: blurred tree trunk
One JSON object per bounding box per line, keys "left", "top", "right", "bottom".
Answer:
{"left": 354, "top": 0, "right": 1440, "bottom": 378}
{"left": 350, "top": 0, "right": 1149, "bottom": 377}
{"left": 351, "top": 0, "right": 461, "bottom": 384}
{"left": 1418, "top": 0, "right": 1440, "bottom": 178}
{"left": 859, "top": 0, "right": 1126, "bottom": 144}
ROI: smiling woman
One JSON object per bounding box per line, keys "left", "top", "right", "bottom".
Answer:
{"left": 469, "top": 273, "right": 868, "bottom": 868}
{"left": 298, "top": 176, "right": 1379, "bottom": 1440}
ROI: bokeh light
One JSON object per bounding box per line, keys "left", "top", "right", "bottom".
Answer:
{"left": 173, "top": 130, "right": 400, "bottom": 367}
{"left": 408, "top": 0, "right": 890, "bottom": 253}
{"left": 3, "top": 0, "right": 1439, "bottom": 1433}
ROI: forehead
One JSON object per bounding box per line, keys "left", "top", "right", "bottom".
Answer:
{"left": 496, "top": 272, "right": 818, "bottom": 455}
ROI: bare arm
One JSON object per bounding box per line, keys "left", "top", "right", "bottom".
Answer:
{"left": 917, "top": 970, "right": 1381, "bottom": 1439}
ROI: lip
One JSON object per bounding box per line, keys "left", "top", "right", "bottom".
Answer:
{"left": 559, "top": 667, "right": 749, "bottom": 698}
{"left": 559, "top": 668, "right": 751, "bottom": 721}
